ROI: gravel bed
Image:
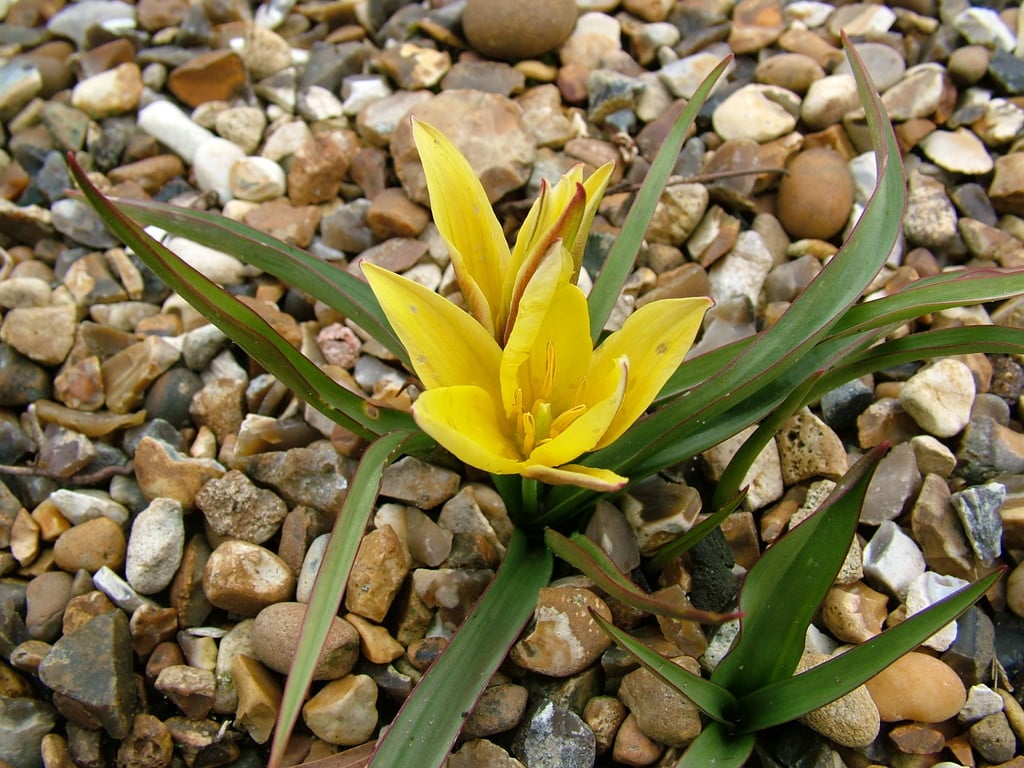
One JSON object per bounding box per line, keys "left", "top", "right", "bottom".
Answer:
{"left": 3, "top": 0, "right": 1024, "bottom": 767}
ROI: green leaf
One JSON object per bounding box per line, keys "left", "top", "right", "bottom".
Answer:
{"left": 69, "top": 156, "right": 417, "bottom": 441}
{"left": 736, "top": 568, "right": 1002, "bottom": 733}
{"left": 370, "top": 530, "right": 553, "bottom": 768}
{"left": 268, "top": 429, "right": 427, "bottom": 768}
{"left": 711, "top": 447, "right": 883, "bottom": 696}
{"left": 545, "top": 530, "right": 738, "bottom": 622}
{"left": 646, "top": 489, "right": 747, "bottom": 573}
{"left": 677, "top": 721, "right": 755, "bottom": 768}
{"left": 591, "top": 611, "right": 737, "bottom": 723}
{"left": 107, "top": 198, "right": 410, "bottom": 366}
{"left": 547, "top": 37, "right": 905, "bottom": 521}
{"left": 587, "top": 56, "right": 733, "bottom": 341}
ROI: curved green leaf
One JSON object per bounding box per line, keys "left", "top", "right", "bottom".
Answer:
{"left": 370, "top": 530, "right": 553, "bottom": 768}
{"left": 591, "top": 611, "right": 737, "bottom": 723}
{"left": 587, "top": 56, "right": 733, "bottom": 340}
{"left": 107, "top": 198, "right": 410, "bottom": 366}
{"left": 269, "top": 429, "right": 429, "bottom": 768}
{"left": 711, "top": 447, "right": 883, "bottom": 695}
{"left": 547, "top": 37, "right": 905, "bottom": 520}
{"left": 736, "top": 569, "right": 1001, "bottom": 733}
{"left": 69, "top": 155, "right": 416, "bottom": 440}
{"left": 677, "top": 721, "right": 755, "bottom": 768}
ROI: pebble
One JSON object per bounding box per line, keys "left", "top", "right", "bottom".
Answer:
{"left": 449, "top": 739, "right": 526, "bottom": 768}
{"left": 866, "top": 651, "right": 967, "bottom": 723}
{"left": 513, "top": 700, "right": 597, "bottom": 768}
{"left": 231, "top": 653, "right": 281, "bottom": 745}
{"left": 776, "top": 148, "right": 855, "bottom": 240}
{"left": 712, "top": 84, "right": 800, "bottom": 143}
{"left": 125, "top": 497, "right": 184, "bottom": 595}
{"left": 53, "top": 516, "right": 126, "bottom": 574}
{"left": 251, "top": 602, "right": 359, "bottom": 680}
{"left": 970, "top": 711, "right": 1017, "bottom": 763}
{"left": 193, "top": 137, "right": 247, "bottom": 203}
{"left": 154, "top": 665, "right": 216, "bottom": 720}
{"left": 960, "top": 684, "right": 1005, "bottom": 724}
{"left": 37, "top": 610, "right": 137, "bottom": 739}
{"left": 133, "top": 436, "right": 225, "bottom": 510}
{"left": 863, "top": 520, "right": 926, "bottom": 598}
{"left": 510, "top": 587, "right": 613, "bottom": 678}
{"left": 905, "top": 571, "right": 969, "bottom": 651}
{"left": 25, "top": 571, "right": 73, "bottom": 642}
{"left": 69, "top": 62, "right": 142, "bottom": 120}
{"left": 203, "top": 540, "right": 295, "bottom": 617}
{"left": 899, "top": 358, "right": 976, "bottom": 438}
{"left": 115, "top": 714, "right": 173, "bottom": 768}
{"left": 775, "top": 409, "right": 849, "bottom": 484}
{"left": 919, "top": 129, "right": 993, "bottom": 176}
{"left": 861, "top": 442, "right": 922, "bottom": 526}
{"left": 462, "top": 0, "right": 577, "bottom": 60}
{"left": 801, "top": 75, "right": 860, "bottom": 132}
{"left": 0, "top": 696, "right": 56, "bottom": 768}
{"left": 301, "top": 674, "right": 378, "bottom": 746}
{"left": 465, "top": 683, "right": 529, "bottom": 739}
{"left": 137, "top": 100, "right": 214, "bottom": 164}
{"left": 821, "top": 581, "right": 888, "bottom": 643}
{"left": 951, "top": 482, "right": 1006, "bottom": 566}
{"left": 618, "top": 656, "right": 703, "bottom": 747}
{"left": 195, "top": 470, "right": 288, "bottom": 545}
{"left": 229, "top": 157, "right": 287, "bottom": 202}
{"left": 0, "top": 304, "right": 76, "bottom": 366}
{"left": 345, "top": 525, "right": 409, "bottom": 623}
{"left": 797, "top": 652, "right": 880, "bottom": 748}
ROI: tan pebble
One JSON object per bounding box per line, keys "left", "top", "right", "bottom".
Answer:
{"left": 464, "top": 683, "right": 529, "bottom": 738}
{"left": 203, "top": 540, "right": 295, "bottom": 616}
{"left": 302, "top": 674, "right": 378, "bottom": 746}
{"left": 53, "top": 516, "right": 126, "bottom": 573}
{"left": 10, "top": 508, "right": 40, "bottom": 566}
{"left": 618, "top": 656, "right": 702, "bottom": 748}
{"left": 776, "top": 408, "right": 849, "bottom": 484}
{"left": 865, "top": 652, "right": 966, "bottom": 722}
{"left": 155, "top": 664, "right": 216, "bottom": 719}
{"left": 584, "top": 695, "right": 627, "bottom": 754}
{"left": 887, "top": 721, "right": 946, "bottom": 754}
{"left": 797, "top": 652, "right": 880, "bottom": 747}
{"left": 115, "top": 714, "right": 173, "bottom": 768}
{"left": 232, "top": 654, "right": 282, "bottom": 744}
{"left": 251, "top": 602, "right": 359, "bottom": 679}
{"left": 777, "top": 148, "right": 854, "bottom": 240}
{"left": 821, "top": 581, "right": 889, "bottom": 643}
{"left": 134, "top": 436, "right": 225, "bottom": 510}
{"left": 344, "top": 613, "right": 403, "bottom": 664}
{"left": 63, "top": 591, "right": 116, "bottom": 636}
{"left": 612, "top": 712, "right": 663, "bottom": 766}
{"left": 462, "top": 0, "right": 577, "bottom": 60}
{"left": 345, "top": 525, "right": 410, "bottom": 622}
{"left": 509, "top": 587, "right": 612, "bottom": 677}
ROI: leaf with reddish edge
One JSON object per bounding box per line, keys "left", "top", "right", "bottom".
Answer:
{"left": 268, "top": 429, "right": 430, "bottom": 768}
{"left": 545, "top": 529, "right": 740, "bottom": 622}
{"left": 67, "top": 154, "right": 416, "bottom": 441}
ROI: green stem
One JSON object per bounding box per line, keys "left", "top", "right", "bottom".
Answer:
{"left": 522, "top": 478, "right": 540, "bottom": 523}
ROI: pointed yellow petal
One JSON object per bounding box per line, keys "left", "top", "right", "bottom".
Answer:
{"left": 572, "top": 161, "right": 615, "bottom": 273}
{"left": 591, "top": 296, "right": 712, "bottom": 449}
{"left": 523, "top": 462, "right": 627, "bottom": 492}
{"left": 412, "top": 385, "right": 522, "bottom": 474}
{"left": 362, "top": 262, "right": 501, "bottom": 391}
{"left": 412, "top": 119, "right": 510, "bottom": 335}
{"left": 529, "top": 356, "right": 626, "bottom": 467}
{"left": 499, "top": 245, "right": 576, "bottom": 414}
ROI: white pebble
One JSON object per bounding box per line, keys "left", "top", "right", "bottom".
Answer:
{"left": 126, "top": 498, "right": 185, "bottom": 594}
{"left": 137, "top": 100, "right": 215, "bottom": 164}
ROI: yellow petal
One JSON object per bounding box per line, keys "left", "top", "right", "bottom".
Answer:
{"left": 591, "top": 296, "right": 712, "bottom": 449}
{"left": 362, "top": 262, "right": 501, "bottom": 391}
{"left": 412, "top": 385, "right": 522, "bottom": 475}
{"left": 499, "top": 245, "right": 575, "bottom": 414}
{"left": 412, "top": 119, "right": 510, "bottom": 335}
{"left": 573, "top": 161, "right": 615, "bottom": 274}
{"left": 529, "top": 355, "right": 626, "bottom": 467}
{"left": 523, "top": 462, "right": 627, "bottom": 492}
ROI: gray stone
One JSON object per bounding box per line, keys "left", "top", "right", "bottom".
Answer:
{"left": 126, "top": 498, "right": 185, "bottom": 595}
{"left": 0, "top": 696, "right": 56, "bottom": 768}
{"left": 513, "top": 701, "right": 596, "bottom": 768}
{"left": 951, "top": 482, "right": 1006, "bottom": 566}
{"left": 50, "top": 199, "right": 119, "bottom": 249}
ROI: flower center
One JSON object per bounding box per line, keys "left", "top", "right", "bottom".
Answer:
{"left": 512, "top": 342, "right": 587, "bottom": 457}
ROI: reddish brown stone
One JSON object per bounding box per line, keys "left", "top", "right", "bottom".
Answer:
{"left": 242, "top": 198, "right": 322, "bottom": 248}
{"left": 168, "top": 50, "right": 246, "bottom": 108}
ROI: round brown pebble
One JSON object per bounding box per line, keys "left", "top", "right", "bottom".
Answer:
{"left": 53, "top": 516, "right": 126, "bottom": 574}
{"left": 776, "top": 148, "right": 855, "bottom": 241}
{"left": 462, "top": 0, "right": 577, "bottom": 61}
{"left": 865, "top": 651, "right": 966, "bottom": 723}
{"left": 251, "top": 602, "right": 359, "bottom": 680}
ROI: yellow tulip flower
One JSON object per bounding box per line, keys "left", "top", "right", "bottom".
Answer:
{"left": 411, "top": 118, "right": 614, "bottom": 343}
{"left": 364, "top": 245, "right": 710, "bottom": 491}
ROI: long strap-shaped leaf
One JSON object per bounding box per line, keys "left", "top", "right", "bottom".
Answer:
{"left": 545, "top": 529, "right": 738, "bottom": 622}
{"left": 711, "top": 447, "right": 883, "bottom": 696}
{"left": 546, "top": 37, "right": 904, "bottom": 520}
{"left": 268, "top": 429, "right": 430, "bottom": 768}
{"left": 586, "top": 57, "right": 733, "bottom": 341}
{"left": 69, "top": 156, "right": 416, "bottom": 440}
{"left": 676, "top": 721, "right": 755, "bottom": 768}
{"left": 736, "top": 568, "right": 1001, "bottom": 733}
{"left": 370, "top": 529, "right": 553, "bottom": 768}
{"left": 108, "top": 199, "right": 410, "bottom": 367}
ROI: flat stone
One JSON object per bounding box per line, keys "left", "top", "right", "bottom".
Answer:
{"left": 911, "top": 474, "right": 975, "bottom": 579}
{"left": 951, "top": 482, "right": 1006, "bottom": 566}
{"left": 861, "top": 442, "right": 922, "bottom": 526}
{"left": 970, "top": 711, "right": 1017, "bottom": 763}
{"left": 134, "top": 436, "right": 226, "bottom": 510}
{"left": 168, "top": 50, "right": 246, "bottom": 108}
{"left": 919, "top": 129, "right": 993, "bottom": 176}
{"left": 344, "top": 525, "right": 409, "bottom": 622}
{"left": 882, "top": 64, "right": 945, "bottom": 122}
{"left": 70, "top": 62, "right": 142, "bottom": 119}
{"left": 229, "top": 157, "right": 286, "bottom": 202}
{"left": 0, "top": 304, "right": 76, "bottom": 366}
{"left": 37, "top": 611, "right": 137, "bottom": 739}
{"left": 712, "top": 84, "right": 800, "bottom": 143}
{"left": 647, "top": 183, "right": 708, "bottom": 246}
